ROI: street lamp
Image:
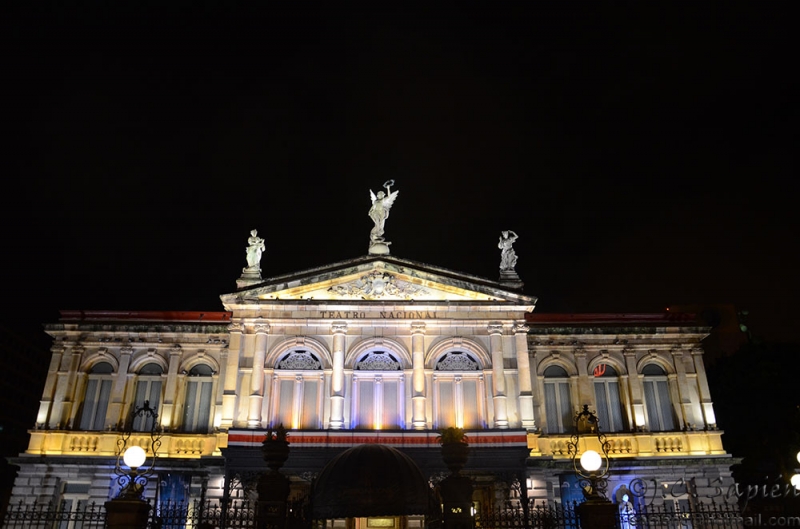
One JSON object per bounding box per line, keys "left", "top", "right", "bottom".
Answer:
{"left": 112, "top": 400, "right": 162, "bottom": 499}
{"left": 568, "top": 405, "right": 611, "bottom": 502}
{"left": 792, "top": 451, "right": 800, "bottom": 491}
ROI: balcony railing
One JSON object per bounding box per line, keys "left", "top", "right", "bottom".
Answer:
{"left": 529, "top": 430, "right": 726, "bottom": 458}
{"left": 26, "top": 430, "right": 228, "bottom": 458}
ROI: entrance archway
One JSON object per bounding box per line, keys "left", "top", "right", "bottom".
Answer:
{"left": 311, "top": 444, "right": 433, "bottom": 519}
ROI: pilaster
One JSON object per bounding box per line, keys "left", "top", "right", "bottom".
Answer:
{"left": 329, "top": 322, "right": 347, "bottom": 429}
{"left": 514, "top": 323, "right": 535, "bottom": 429}
{"left": 411, "top": 321, "right": 427, "bottom": 430}
{"left": 488, "top": 322, "right": 508, "bottom": 429}
{"left": 248, "top": 323, "right": 270, "bottom": 428}
{"left": 221, "top": 322, "right": 243, "bottom": 429}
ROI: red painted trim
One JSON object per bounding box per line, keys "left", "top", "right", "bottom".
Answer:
{"left": 59, "top": 310, "right": 232, "bottom": 322}
{"left": 227, "top": 430, "right": 528, "bottom": 448}
{"left": 526, "top": 313, "right": 698, "bottom": 325}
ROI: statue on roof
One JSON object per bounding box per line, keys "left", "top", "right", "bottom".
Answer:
{"left": 244, "top": 229, "right": 265, "bottom": 271}
{"left": 498, "top": 230, "right": 524, "bottom": 289}
{"left": 368, "top": 180, "right": 399, "bottom": 255}
{"left": 498, "top": 230, "right": 519, "bottom": 271}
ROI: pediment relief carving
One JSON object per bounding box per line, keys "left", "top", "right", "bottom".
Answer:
{"left": 327, "top": 271, "right": 429, "bottom": 300}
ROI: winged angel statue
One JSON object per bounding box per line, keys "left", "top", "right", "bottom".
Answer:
{"left": 368, "top": 180, "right": 399, "bottom": 253}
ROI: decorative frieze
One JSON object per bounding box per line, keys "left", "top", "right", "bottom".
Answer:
{"left": 276, "top": 351, "right": 322, "bottom": 371}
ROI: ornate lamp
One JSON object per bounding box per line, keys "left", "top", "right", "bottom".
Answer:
{"left": 568, "top": 405, "right": 611, "bottom": 503}
{"left": 113, "top": 400, "right": 162, "bottom": 499}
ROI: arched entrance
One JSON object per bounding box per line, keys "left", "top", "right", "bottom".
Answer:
{"left": 311, "top": 444, "right": 435, "bottom": 526}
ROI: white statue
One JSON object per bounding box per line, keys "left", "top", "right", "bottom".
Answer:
{"left": 498, "top": 230, "right": 519, "bottom": 271}
{"left": 244, "top": 229, "right": 265, "bottom": 271}
{"left": 368, "top": 180, "right": 399, "bottom": 253}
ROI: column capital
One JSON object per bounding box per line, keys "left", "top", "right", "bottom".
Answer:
{"left": 254, "top": 323, "right": 270, "bottom": 334}
{"left": 487, "top": 322, "right": 504, "bottom": 335}
{"left": 512, "top": 323, "right": 530, "bottom": 334}
{"left": 170, "top": 344, "right": 182, "bottom": 355}
{"left": 411, "top": 322, "right": 426, "bottom": 335}
{"left": 623, "top": 348, "right": 637, "bottom": 357}
{"left": 119, "top": 346, "right": 134, "bottom": 355}
{"left": 331, "top": 321, "right": 348, "bottom": 335}
{"left": 670, "top": 347, "right": 684, "bottom": 357}
{"left": 690, "top": 347, "right": 705, "bottom": 356}
{"left": 228, "top": 322, "right": 244, "bottom": 333}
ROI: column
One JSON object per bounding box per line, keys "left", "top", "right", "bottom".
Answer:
{"left": 221, "top": 322, "right": 243, "bottom": 429}
{"left": 488, "top": 323, "right": 508, "bottom": 429}
{"left": 108, "top": 346, "right": 133, "bottom": 429}
{"left": 671, "top": 348, "right": 694, "bottom": 429}
{"left": 574, "top": 349, "right": 593, "bottom": 408}
{"left": 514, "top": 323, "right": 535, "bottom": 429}
{"left": 329, "top": 322, "right": 347, "bottom": 429}
{"left": 411, "top": 322, "right": 427, "bottom": 430}
{"left": 40, "top": 346, "right": 63, "bottom": 428}
{"left": 624, "top": 349, "right": 646, "bottom": 430}
{"left": 248, "top": 323, "right": 269, "bottom": 428}
{"left": 62, "top": 345, "right": 85, "bottom": 429}
{"left": 691, "top": 348, "right": 717, "bottom": 428}
{"left": 160, "top": 345, "right": 182, "bottom": 430}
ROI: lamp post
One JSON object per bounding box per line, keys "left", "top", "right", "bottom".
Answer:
{"left": 105, "top": 400, "right": 162, "bottom": 529}
{"left": 568, "top": 405, "right": 617, "bottom": 529}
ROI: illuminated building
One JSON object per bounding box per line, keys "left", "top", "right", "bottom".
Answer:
{"left": 6, "top": 254, "right": 735, "bottom": 515}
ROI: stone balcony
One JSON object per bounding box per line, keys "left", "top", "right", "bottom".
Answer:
{"left": 529, "top": 430, "right": 726, "bottom": 458}
{"left": 26, "top": 430, "right": 228, "bottom": 458}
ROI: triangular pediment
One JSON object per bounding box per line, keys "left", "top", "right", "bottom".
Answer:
{"left": 221, "top": 255, "right": 536, "bottom": 305}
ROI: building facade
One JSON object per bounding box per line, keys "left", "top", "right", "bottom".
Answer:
{"left": 7, "top": 253, "right": 734, "bottom": 519}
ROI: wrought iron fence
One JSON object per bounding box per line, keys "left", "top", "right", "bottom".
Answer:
{"left": 475, "top": 500, "right": 744, "bottom": 529}
{"left": 4, "top": 497, "right": 743, "bottom": 529}
{"left": 476, "top": 502, "right": 580, "bottom": 529}
{"left": 2, "top": 499, "right": 259, "bottom": 529}
{"left": 3, "top": 500, "right": 106, "bottom": 529}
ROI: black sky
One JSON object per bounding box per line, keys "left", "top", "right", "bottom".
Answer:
{"left": 1, "top": 4, "right": 796, "bottom": 345}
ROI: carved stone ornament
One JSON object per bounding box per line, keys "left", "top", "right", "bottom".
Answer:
{"left": 411, "top": 322, "right": 427, "bottom": 335}
{"left": 487, "top": 323, "right": 503, "bottom": 335}
{"left": 331, "top": 322, "right": 348, "bottom": 334}
{"left": 512, "top": 323, "right": 530, "bottom": 334}
{"left": 228, "top": 322, "right": 244, "bottom": 333}
{"left": 436, "top": 352, "right": 479, "bottom": 371}
{"left": 327, "top": 271, "right": 429, "bottom": 300}
{"left": 355, "top": 351, "right": 401, "bottom": 371}
{"left": 254, "top": 323, "right": 270, "bottom": 334}
{"left": 276, "top": 351, "right": 322, "bottom": 371}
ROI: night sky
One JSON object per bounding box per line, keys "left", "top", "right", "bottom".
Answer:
{"left": 2, "top": 4, "right": 796, "bottom": 347}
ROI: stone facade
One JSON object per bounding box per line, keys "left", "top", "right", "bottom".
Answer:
{"left": 7, "top": 255, "right": 735, "bottom": 513}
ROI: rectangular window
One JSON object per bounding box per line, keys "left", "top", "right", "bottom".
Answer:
{"left": 132, "top": 379, "right": 162, "bottom": 432}
{"left": 544, "top": 380, "right": 573, "bottom": 433}
{"left": 182, "top": 379, "right": 212, "bottom": 433}
{"left": 79, "top": 378, "right": 112, "bottom": 431}
{"left": 643, "top": 379, "right": 675, "bottom": 431}
{"left": 594, "top": 380, "right": 624, "bottom": 432}
{"left": 352, "top": 375, "right": 404, "bottom": 430}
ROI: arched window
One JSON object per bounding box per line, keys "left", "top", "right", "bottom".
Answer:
{"left": 132, "top": 363, "right": 163, "bottom": 432}
{"left": 433, "top": 351, "right": 485, "bottom": 429}
{"left": 78, "top": 362, "right": 114, "bottom": 431}
{"left": 593, "top": 365, "right": 625, "bottom": 432}
{"left": 182, "top": 364, "right": 214, "bottom": 433}
{"left": 351, "top": 350, "right": 404, "bottom": 430}
{"left": 271, "top": 350, "right": 323, "bottom": 430}
{"left": 543, "top": 365, "right": 573, "bottom": 434}
{"left": 642, "top": 364, "right": 675, "bottom": 431}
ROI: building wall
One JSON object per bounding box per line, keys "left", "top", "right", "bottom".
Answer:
{"left": 6, "top": 308, "right": 733, "bottom": 511}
